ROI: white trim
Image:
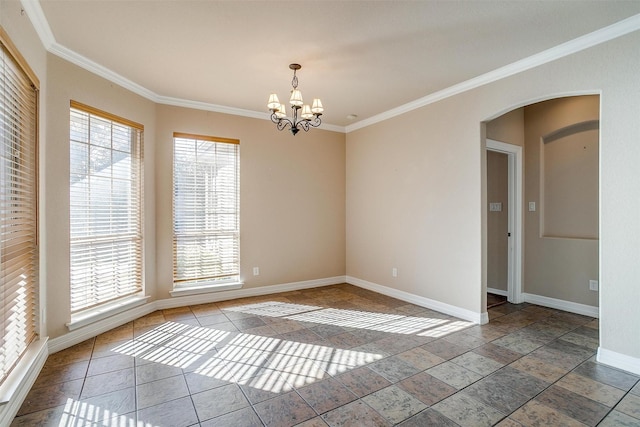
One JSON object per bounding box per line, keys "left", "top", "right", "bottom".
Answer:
{"left": 486, "top": 139, "right": 524, "bottom": 304}
{"left": 50, "top": 43, "right": 158, "bottom": 100}
{"left": 523, "top": 293, "right": 599, "bottom": 318}
{"left": 52, "top": 301, "right": 155, "bottom": 353}
{"left": 480, "top": 312, "right": 489, "bottom": 325}
{"left": 487, "top": 287, "right": 508, "bottom": 297}
{"left": 597, "top": 347, "right": 640, "bottom": 376}
{"left": 0, "top": 338, "right": 48, "bottom": 425}
{"left": 158, "top": 95, "right": 272, "bottom": 121}
{"left": 19, "top": 0, "right": 55, "bottom": 50}
{"left": 158, "top": 276, "right": 346, "bottom": 310}
{"left": 158, "top": 96, "right": 346, "bottom": 133}
{"left": 66, "top": 295, "right": 151, "bottom": 331}
{"left": 51, "top": 274, "right": 493, "bottom": 353}
{"left": 346, "top": 276, "right": 483, "bottom": 324}
{"left": 20, "top": 0, "right": 640, "bottom": 135}
{"left": 345, "top": 14, "right": 640, "bottom": 133}
{"left": 169, "top": 281, "right": 243, "bottom": 298}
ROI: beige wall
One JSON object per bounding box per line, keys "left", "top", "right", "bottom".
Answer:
{"left": 155, "top": 106, "right": 346, "bottom": 299}
{"left": 486, "top": 108, "right": 525, "bottom": 147}
{"left": 523, "top": 96, "right": 599, "bottom": 307}
{"left": 347, "top": 101, "right": 484, "bottom": 313}
{"left": 540, "top": 111, "right": 599, "bottom": 239}
{"left": 346, "top": 31, "right": 640, "bottom": 361}
{"left": 486, "top": 151, "right": 508, "bottom": 292}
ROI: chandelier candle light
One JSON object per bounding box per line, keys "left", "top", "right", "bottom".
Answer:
{"left": 267, "top": 63, "right": 324, "bottom": 135}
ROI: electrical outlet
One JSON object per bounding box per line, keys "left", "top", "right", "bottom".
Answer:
{"left": 253, "top": 267, "right": 260, "bottom": 276}
{"left": 392, "top": 267, "right": 398, "bottom": 277}
{"left": 589, "top": 280, "right": 598, "bottom": 291}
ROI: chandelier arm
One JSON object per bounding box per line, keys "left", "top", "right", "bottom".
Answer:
{"left": 307, "top": 116, "right": 322, "bottom": 128}
{"left": 270, "top": 112, "right": 295, "bottom": 131}
{"left": 297, "top": 120, "right": 311, "bottom": 133}
{"left": 276, "top": 119, "right": 292, "bottom": 132}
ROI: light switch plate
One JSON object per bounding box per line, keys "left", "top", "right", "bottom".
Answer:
{"left": 489, "top": 202, "right": 502, "bottom": 212}
{"left": 528, "top": 202, "right": 536, "bottom": 212}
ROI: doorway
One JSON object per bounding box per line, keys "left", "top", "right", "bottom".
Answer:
{"left": 483, "top": 95, "right": 600, "bottom": 319}
{"left": 486, "top": 139, "right": 523, "bottom": 305}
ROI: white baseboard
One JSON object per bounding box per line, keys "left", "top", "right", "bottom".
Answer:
{"left": 47, "top": 280, "right": 601, "bottom": 355}
{"left": 156, "top": 276, "right": 346, "bottom": 310}
{"left": 480, "top": 312, "right": 489, "bottom": 325}
{"left": 346, "top": 276, "right": 484, "bottom": 324}
{"left": 523, "top": 293, "right": 599, "bottom": 318}
{"left": 598, "top": 347, "right": 640, "bottom": 376}
{"left": 49, "top": 303, "right": 156, "bottom": 354}
{"left": 487, "top": 287, "right": 508, "bottom": 297}
{"left": 49, "top": 275, "right": 347, "bottom": 353}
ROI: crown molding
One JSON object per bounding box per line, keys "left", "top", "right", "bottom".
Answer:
{"left": 19, "top": 0, "right": 346, "bottom": 133}
{"left": 19, "top": 0, "right": 54, "bottom": 49}
{"left": 345, "top": 13, "right": 640, "bottom": 133}
{"left": 50, "top": 42, "right": 159, "bottom": 100}
{"left": 21, "top": 0, "right": 640, "bottom": 135}
{"left": 157, "top": 95, "right": 273, "bottom": 121}
{"left": 157, "top": 95, "right": 346, "bottom": 133}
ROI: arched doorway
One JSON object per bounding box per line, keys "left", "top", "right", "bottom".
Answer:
{"left": 483, "top": 95, "right": 600, "bottom": 319}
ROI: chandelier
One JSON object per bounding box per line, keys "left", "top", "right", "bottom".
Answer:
{"left": 267, "top": 64, "right": 324, "bottom": 135}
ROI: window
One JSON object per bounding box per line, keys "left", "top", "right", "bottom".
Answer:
{"left": 173, "top": 133, "right": 240, "bottom": 287}
{"left": 0, "top": 30, "right": 38, "bottom": 385}
{"left": 69, "top": 101, "right": 143, "bottom": 313}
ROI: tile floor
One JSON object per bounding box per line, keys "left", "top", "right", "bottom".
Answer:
{"left": 12, "top": 284, "right": 640, "bottom": 426}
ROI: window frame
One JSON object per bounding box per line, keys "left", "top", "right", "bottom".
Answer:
{"left": 172, "top": 132, "right": 240, "bottom": 292}
{"left": 68, "top": 100, "right": 144, "bottom": 317}
{"left": 0, "top": 26, "right": 41, "bottom": 397}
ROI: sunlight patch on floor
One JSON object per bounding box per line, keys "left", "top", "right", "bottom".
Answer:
{"left": 60, "top": 398, "right": 134, "bottom": 427}
{"left": 111, "top": 301, "right": 473, "bottom": 393}
{"left": 227, "top": 301, "right": 474, "bottom": 336}
{"left": 223, "top": 301, "right": 323, "bottom": 317}
{"left": 113, "top": 320, "right": 384, "bottom": 392}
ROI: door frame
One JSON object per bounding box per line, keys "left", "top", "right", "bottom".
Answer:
{"left": 486, "top": 139, "right": 523, "bottom": 304}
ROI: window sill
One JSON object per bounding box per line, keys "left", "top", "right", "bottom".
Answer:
{"left": 170, "top": 281, "right": 243, "bottom": 298}
{"left": 0, "top": 337, "right": 48, "bottom": 406}
{"left": 66, "top": 295, "right": 150, "bottom": 331}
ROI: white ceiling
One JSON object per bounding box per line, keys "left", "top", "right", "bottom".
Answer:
{"left": 33, "top": 1, "right": 640, "bottom": 129}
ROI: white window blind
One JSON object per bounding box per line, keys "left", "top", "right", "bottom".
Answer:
{"left": 69, "top": 101, "right": 143, "bottom": 313}
{"left": 0, "top": 32, "right": 38, "bottom": 384}
{"left": 173, "top": 133, "right": 239, "bottom": 286}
